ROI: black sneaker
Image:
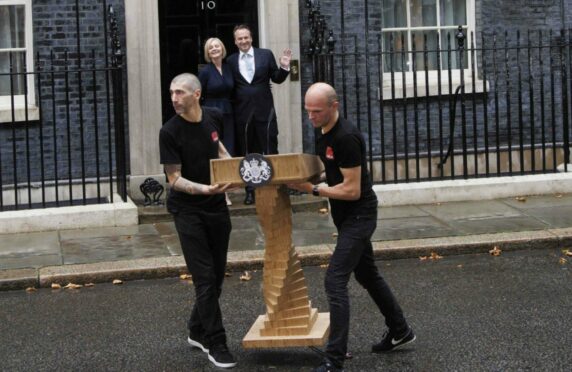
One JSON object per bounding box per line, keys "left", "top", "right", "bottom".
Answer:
{"left": 312, "top": 358, "right": 344, "bottom": 372}
{"left": 207, "top": 343, "right": 237, "bottom": 368}
{"left": 187, "top": 331, "right": 208, "bottom": 353}
{"left": 371, "top": 326, "right": 416, "bottom": 353}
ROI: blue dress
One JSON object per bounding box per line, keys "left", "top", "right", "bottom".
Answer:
{"left": 198, "top": 63, "right": 235, "bottom": 155}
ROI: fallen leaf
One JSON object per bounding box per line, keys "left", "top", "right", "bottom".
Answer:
{"left": 563, "top": 249, "right": 572, "bottom": 257}
{"left": 332, "top": 233, "right": 338, "bottom": 237}
{"left": 419, "top": 256, "right": 428, "bottom": 261}
{"left": 84, "top": 283, "right": 95, "bottom": 287}
{"left": 240, "top": 271, "right": 252, "bottom": 281}
{"left": 555, "top": 193, "right": 563, "bottom": 198}
{"left": 457, "top": 264, "right": 463, "bottom": 268}
{"left": 430, "top": 252, "right": 443, "bottom": 260}
{"left": 559, "top": 257, "right": 567, "bottom": 265}
{"left": 179, "top": 274, "right": 192, "bottom": 280}
{"left": 25, "top": 287, "right": 37, "bottom": 292}
{"left": 225, "top": 272, "right": 233, "bottom": 277}
{"left": 319, "top": 264, "right": 329, "bottom": 269}
{"left": 64, "top": 283, "right": 82, "bottom": 289}
{"left": 489, "top": 246, "right": 502, "bottom": 256}
{"left": 112, "top": 279, "right": 123, "bottom": 285}
{"left": 319, "top": 208, "right": 329, "bottom": 215}
{"left": 125, "top": 235, "right": 132, "bottom": 240}
{"left": 515, "top": 196, "right": 527, "bottom": 202}
{"left": 51, "top": 283, "right": 61, "bottom": 289}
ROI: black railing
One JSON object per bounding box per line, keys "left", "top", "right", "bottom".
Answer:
{"left": 305, "top": 4, "right": 572, "bottom": 184}
{"left": 0, "top": 3, "right": 127, "bottom": 211}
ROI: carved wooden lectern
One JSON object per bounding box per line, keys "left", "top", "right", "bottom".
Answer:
{"left": 210, "top": 153, "right": 330, "bottom": 348}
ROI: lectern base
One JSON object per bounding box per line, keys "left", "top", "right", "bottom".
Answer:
{"left": 242, "top": 312, "right": 330, "bottom": 348}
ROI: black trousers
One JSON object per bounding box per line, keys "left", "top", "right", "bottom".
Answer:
{"left": 173, "top": 207, "right": 232, "bottom": 347}
{"left": 235, "top": 117, "right": 279, "bottom": 156}
{"left": 325, "top": 209, "right": 408, "bottom": 367}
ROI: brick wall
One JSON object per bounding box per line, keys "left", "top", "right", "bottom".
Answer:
{"left": 298, "top": 0, "right": 571, "bottom": 173}
{"left": 0, "top": 0, "right": 125, "bottom": 187}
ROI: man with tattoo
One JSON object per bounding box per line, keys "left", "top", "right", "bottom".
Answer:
{"left": 159, "top": 73, "right": 236, "bottom": 369}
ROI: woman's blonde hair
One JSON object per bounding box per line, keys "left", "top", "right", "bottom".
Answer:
{"left": 204, "top": 37, "right": 227, "bottom": 63}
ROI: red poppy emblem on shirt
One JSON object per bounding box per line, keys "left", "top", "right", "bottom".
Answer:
{"left": 211, "top": 131, "right": 219, "bottom": 142}
{"left": 325, "top": 146, "right": 334, "bottom": 160}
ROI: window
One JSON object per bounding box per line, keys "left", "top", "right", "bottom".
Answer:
{"left": 0, "top": 0, "right": 35, "bottom": 119}
{"left": 381, "top": 0, "right": 480, "bottom": 97}
{"left": 382, "top": 0, "right": 473, "bottom": 71}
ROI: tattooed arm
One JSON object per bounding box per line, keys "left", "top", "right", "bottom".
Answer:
{"left": 164, "top": 164, "right": 229, "bottom": 195}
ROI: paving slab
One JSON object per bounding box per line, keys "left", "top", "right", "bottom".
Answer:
{"left": 374, "top": 216, "right": 458, "bottom": 241}
{"left": 60, "top": 235, "right": 171, "bottom": 264}
{"left": 520, "top": 205, "right": 572, "bottom": 228}
{"left": 0, "top": 254, "right": 62, "bottom": 270}
{"left": 151, "top": 222, "right": 177, "bottom": 236}
{"left": 0, "top": 231, "right": 60, "bottom": 258}
{"left": 58, "top": 224, "right": 159, "bottom": 240}
{"left": 500, "top": 193, "right": 572, "bottom": 209}
{"left": 378, "top": 205, "right": 430, "bottom": 219}
{"left": 419, "top": 199, "right": 523, "bottom": 221}
{"left": 447, "top": 215, "right": 549, "bottom": 235}
{"left": 161, "top": 234, "right": 182, "bottom": 255}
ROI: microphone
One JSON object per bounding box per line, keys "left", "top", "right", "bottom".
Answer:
{"left": 266, "top": 108, "right": 275, "bottom": 155}
{"left": 244, "top": 110, "right": 254, "bottom": 155}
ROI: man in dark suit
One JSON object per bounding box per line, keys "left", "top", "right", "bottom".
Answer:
{"left": 227, "top": 24, "right": 292, "bottom": 204}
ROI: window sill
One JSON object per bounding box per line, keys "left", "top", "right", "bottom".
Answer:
{"left": 380, "top": 78, "right": 489, "bottom": 100}
{"left": 0, "top": 106, "right": 40, "bottom": 123}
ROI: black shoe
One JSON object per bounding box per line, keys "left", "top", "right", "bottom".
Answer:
{"left": 371, "top": 326, "right": 416, "bottom": 353}
{"left": 207, "top": 343, "right": 237, "bottom": 368}
{"left": 187, "top": 331, "right": 208, "bottom": 353}
{"left": 244, "top": 191, "right": 255, "bottom": 205}
{"left": 312, "top": 358, "right": 344, "bottom": 372}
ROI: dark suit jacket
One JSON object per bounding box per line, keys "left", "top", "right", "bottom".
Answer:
{"left": 227, "top": 48, "right": 289, "bottom": 124}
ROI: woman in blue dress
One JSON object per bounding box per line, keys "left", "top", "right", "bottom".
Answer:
{"left": 198, "top": 37, "right": 235, "bottom": 156}
{"left": 199, "top": 37, "right": 235, "bottom": 205}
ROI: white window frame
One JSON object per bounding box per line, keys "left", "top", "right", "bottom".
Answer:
{"left": 0, "top": 0, "right": 37, "bottom": 122}
{"left": 381, "top": 0, "right": 484, "bottom": 99}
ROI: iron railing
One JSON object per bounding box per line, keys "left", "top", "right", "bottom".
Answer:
{"left": 0, "top": 2, "right": 126, "bottom": 211}
{"left": 305, "top": 2, "right": 572, "bottom": 184}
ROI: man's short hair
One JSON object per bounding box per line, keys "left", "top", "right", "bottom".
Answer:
{"left": 233, "top": 24, "right": 252, "bottom": 36}
{"left": 171, "top": 73, "right": 201, "bottom": 92}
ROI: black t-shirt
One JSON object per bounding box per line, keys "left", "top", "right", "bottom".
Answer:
{"left": 315, "top": 116, "right": 378, "bottom": 224}
{"left": 159, "top": 107, "right": 226, "bottom": 212}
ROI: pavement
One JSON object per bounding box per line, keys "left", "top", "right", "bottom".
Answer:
{"left": 1, "top": 191, "right": 572, "bottom": 291}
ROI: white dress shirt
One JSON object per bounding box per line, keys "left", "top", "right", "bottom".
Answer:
{"left": 239, "top": 48, "right": 255, "bottom": 83}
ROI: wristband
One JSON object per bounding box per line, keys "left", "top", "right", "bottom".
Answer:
{"left": 312, "top": 185, "right": 320, "bottom": 197}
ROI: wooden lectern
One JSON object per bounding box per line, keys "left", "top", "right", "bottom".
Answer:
{"left": 210, "top": 153, "right": 330, "bottom": 348}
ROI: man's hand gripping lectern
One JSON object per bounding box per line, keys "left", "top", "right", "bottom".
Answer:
{"left": 210, "top": 153, "right": 330, "bottom": 348}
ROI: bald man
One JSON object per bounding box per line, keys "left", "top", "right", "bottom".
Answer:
{"left": 289, "top": 83, "right": 415, "bottom": 372}
{"left": 159, "top": 73, "right": 237, "bottom": 369}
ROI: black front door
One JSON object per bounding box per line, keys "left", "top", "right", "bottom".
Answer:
{"left": 158, "top": 0, "right": 259, "bottom": 122}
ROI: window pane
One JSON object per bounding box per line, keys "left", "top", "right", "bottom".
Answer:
{"left": 383, "top": 0, "right": 407, "bottom": 28}
{"left": 383, "top": 32, "right": 409, "bottom": 72}
{"left": 440, "top": 0, "right": 466, "bottom": 26}
{"left": 0, "top": 5, "right": 26, "bottom": 49}
{"left": 412, "top": 31, "right": 439, "bottom": 70}
{"left": 440, "top": 28, "right": 468, "bottom": 70}
{"left": 410, "top": 0, "right": 437, "bottom": 27}
{"left": 0, "top": 52, "right": 26, "bottom": 95}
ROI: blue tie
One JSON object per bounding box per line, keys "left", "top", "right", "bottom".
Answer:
{"left": 243, "top": 53, "right": 254, "bottom": 82}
